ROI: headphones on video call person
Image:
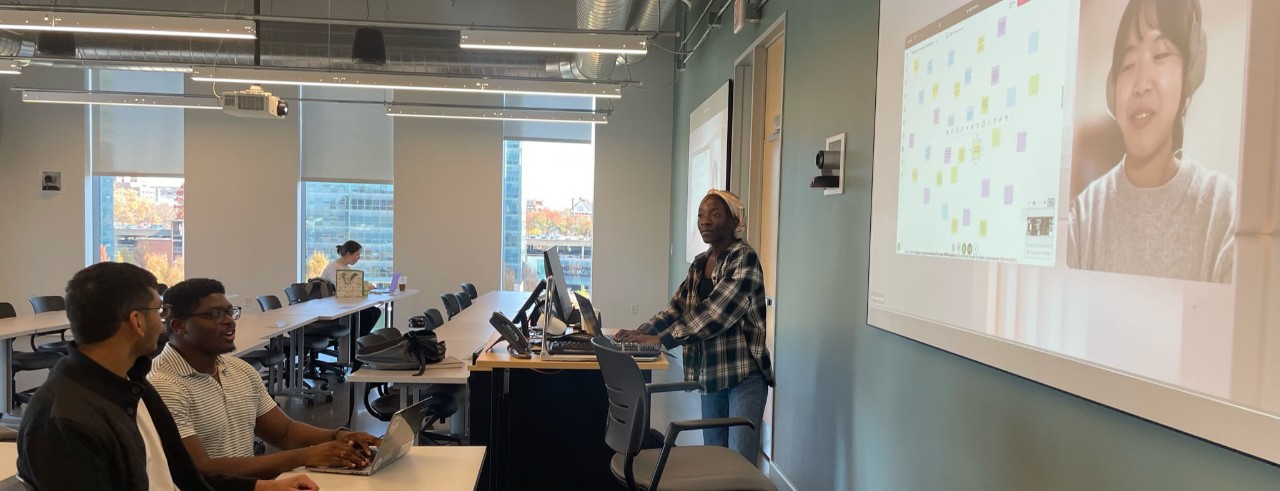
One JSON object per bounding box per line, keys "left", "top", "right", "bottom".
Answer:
{"left": 1105, "top": 0, "right": 1206, "bottom": 120}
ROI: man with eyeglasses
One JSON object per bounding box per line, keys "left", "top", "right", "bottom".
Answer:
{"left": 149, "top": 278, "right": 381, "bottom": 479}
{"left": 17, "top": 262, "right": 318, "bottom": 490}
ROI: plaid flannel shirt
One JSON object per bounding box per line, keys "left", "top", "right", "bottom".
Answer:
{"left": 640, "top": 240, "right": 775, "bottom": 393}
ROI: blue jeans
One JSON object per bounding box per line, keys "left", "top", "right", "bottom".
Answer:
{"left": 700, "top": 371, "right": 768, "bottom": 465}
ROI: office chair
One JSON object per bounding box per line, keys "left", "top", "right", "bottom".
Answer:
{"left": 1, "top": 302, "right": 64, "bottom": 410}
{"left": 460, "top": 283, "right": 478, "bottom": 300}
{"left": 455, "top": 292, "right": 472, "bottom": 310}
{"left": 592, "top": 338, "right": 776, "bottom": 491}
{"left": 281, "top": 284, "right": 350, "bottom": 380}
{"left": 28, "top": 295, "right": 71, "bottom": 354}
{"left": 425, "top": 308, "right": 445, "bottom": 330}
{"left": 440, "top": 294, "right": 460, "bottom": 320}
{"left": 364, "top": 386, "right": 463, "bottom": 446}
{"left": 256, "top": 295, "right": 283, "bottom": 312}
{"left": 283, "top": 284, "right": 309, "bottom": 305}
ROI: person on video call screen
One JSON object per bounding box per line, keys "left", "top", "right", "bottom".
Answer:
{"left": 1067, "top": 0, "right": 1236, "bottom": 284}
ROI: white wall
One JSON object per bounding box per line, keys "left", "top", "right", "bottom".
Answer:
{"left": 0, "top": 67, "right": 87, "bottom": 312}
{"left": 184, "top": 80, "right": 302, "bottom": 306}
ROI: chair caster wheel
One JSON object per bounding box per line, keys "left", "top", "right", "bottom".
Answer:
{"left": 325, "top": 395, "right": 334, "bottom": 403}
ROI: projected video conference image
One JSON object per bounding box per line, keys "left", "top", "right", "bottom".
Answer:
{"left": 870, "top": 0, "right": 1279, "bottom": 430}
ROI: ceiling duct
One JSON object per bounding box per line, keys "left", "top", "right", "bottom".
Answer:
{"left": 566, "top": 0, "right": 634, "bottom": 79}
{"left": 617, "top": 0, "right": 674, "bottom": 66}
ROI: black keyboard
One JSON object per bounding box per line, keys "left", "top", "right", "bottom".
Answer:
{"left": 544, "top": 339, "right": 663, "bottom": 357}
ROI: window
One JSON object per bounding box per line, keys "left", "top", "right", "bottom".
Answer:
{"left": 500, "top": 140, "right": 595, "bottom": 295}
{"left": 94, "top": 176, "right": 186, "bottom": 285}
{"left": 299, "top": 86, "right": 395, "bottom": 286}
{"left": 303, "top": 182, "right": 395, "bottom": 286}
{"left": 88, "top": 70, "right": 186, "bottom": 285}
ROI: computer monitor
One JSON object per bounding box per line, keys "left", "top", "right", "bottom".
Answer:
{"left": 542, "top": 247, "right": 576, "bottom": 324}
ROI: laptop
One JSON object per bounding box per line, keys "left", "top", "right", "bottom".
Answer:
{"left": 304, "top": 398, "right": 429, "bottom": 475}
{"left": 542, "top": 293, "right": 662, "bottom": 361}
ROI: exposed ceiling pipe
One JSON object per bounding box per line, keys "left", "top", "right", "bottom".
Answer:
{"left": 618, "top": 0, "right": 675, "bottom": 66}
{"left": 566, "top": 0, "right": 635, "bottom": 80}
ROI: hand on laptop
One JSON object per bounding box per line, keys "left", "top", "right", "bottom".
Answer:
{"left": 301, "top": 440, "right": 371, "bottom": 468}
{"left": 256, "top": 475, "right": 319, "bottom": 490}
{"left": 339, "top": 431, "right": 382, "bottom": 458}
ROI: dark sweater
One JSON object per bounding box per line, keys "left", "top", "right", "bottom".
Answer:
{"left": 17, "top": 346, "right": 257, "bottom": 491}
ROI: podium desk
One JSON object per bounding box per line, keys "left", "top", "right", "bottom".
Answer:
{"left": 281, "top": 446, "right": 485, "bottom": 491}
{"left": 472, "top": 333, "right": 671, "bottom": 491}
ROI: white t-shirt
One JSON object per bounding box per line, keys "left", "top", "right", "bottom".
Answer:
{"left": 320, "top": 259, "right": 344, "bottom": 283}
{"left": 136, "top": 399, "right": 179, "bottom": 491}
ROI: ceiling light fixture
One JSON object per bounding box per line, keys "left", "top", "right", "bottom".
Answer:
{"left": 0, "top": 9, "right": 256, "bottom": 39}
{"left": 386, "top": 103, "right": 608, "bottom": 124}
{"left": 190, "top": 67, "right": 624, "bottom": 99}
{"left": 19, "top": 89, "right": 221, "bottom": 110}
{"left": 459, "top": 29, "right": 648, "bottom": 55}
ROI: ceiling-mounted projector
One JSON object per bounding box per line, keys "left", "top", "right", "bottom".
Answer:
{"left": 222, "top": 85, "right": 288, "bottom": 119}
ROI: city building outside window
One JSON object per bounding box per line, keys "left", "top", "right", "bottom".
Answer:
{"left": 500, "top": 140, "right": 595, "bottom": 295}
{"left": 303, "top": 182, "right": 395, "bottom": 287}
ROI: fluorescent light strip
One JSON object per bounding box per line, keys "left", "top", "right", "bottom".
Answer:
{"left": 190, "top": 67, "right": 623, "bottom": 99}
{"left": 21, "top": 90, "right": 221, "bottom": 110}
{"left": 387, "top": 104, "right": 607, "bottom": 124}
{"left": 460, "top": 29, "right": 647, "bottom": 55}
{"left": 0, "top": 9, "right": 256, "bottom": 39}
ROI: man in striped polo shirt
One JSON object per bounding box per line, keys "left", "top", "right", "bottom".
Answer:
{"left": 149, "top": 278, "right": 381, "bottom": 479}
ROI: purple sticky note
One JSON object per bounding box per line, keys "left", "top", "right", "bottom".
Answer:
{"left": 909, "top": 133, "right": 915, "bottom": 148}
{"left": 941, "top": 204, "right": 950, "bottom": 220}
{"left": 998, "top": 17, "right": 1007, "bottom": 37}
{"left": 924, "top": 188, "right": 931, "bottom": 204}
{"left": 991, "top": 66, "right": 1001, "bottom": 85}
{"left": 963, "top": 209, "right": 971, "bottom": 226}
{"left": 944, "top": 147, "right": 953, "bottom": 164}
{"left": 982, "top": 179, "right": 991, "bottom": 197}
{"left": 1004, "top": 185, "right": 1014, "bottom": 205}
{"left": 1017, "top": 131, "right": 1028, "bottom": 152}
{"left": 933, "top": 108, "right": 940, "bottom": 124}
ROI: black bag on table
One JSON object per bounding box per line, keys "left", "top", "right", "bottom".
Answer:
{"left": 355, "top": 327, "right": 447, "bottom": 375}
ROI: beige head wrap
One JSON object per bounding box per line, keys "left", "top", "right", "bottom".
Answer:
{"left": 705, "top": 189, "right": 746, "bottom": 239}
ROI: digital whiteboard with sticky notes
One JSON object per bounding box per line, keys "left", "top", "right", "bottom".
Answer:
{"left": 869, "top": 0, "right": 1280, "bottom": 463}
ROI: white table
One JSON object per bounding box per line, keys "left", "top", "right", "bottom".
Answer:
{"left": 0, "top": 312, "right": 71, "bottom": 416}
{"left": 282, "top": 446, "right": 485, "bottom": 491}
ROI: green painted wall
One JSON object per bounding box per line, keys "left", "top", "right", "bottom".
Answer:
{"left": 669, "top": 0, "right": 1280, "bottom": 489}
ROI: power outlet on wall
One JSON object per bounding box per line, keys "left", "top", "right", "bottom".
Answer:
{"left": 630, "top": 304, "right": 639, "bottom": 314}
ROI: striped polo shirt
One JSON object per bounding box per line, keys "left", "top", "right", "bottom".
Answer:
{"left": 148, "top": 345, "right": 277, "bottom": 458}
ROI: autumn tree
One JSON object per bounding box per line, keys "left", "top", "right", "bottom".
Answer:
{"left": 113, "top": 186, "right": 175, "bottom": 227}
{"left": 144, "top": 253, "right": 184, "bottom": 286}
{"left": 306, "top": 250, "right": 331, "bottom": 280}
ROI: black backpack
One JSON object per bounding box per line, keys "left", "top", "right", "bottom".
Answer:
{"left": 355, "top": 328, "right": 447, "bottom": 375}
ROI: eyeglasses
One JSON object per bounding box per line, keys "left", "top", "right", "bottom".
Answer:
{"left": 189, "top": 306, "right": 242, "bottom": 321}
{"left": 136, "top": 304, "right": 172, "bottom": 319}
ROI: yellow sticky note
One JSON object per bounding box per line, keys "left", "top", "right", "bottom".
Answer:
{"left": 959, "top": 147, "right": 967, "bottom": 163}
{"left": 981, "top": 96, "right": 990, "bottom": 114}
{"left": 977, "top": 36, "right": 986, "bottom": 54}
{"left": 954, "top": 82, "right": 961, "bottom": 98}
{"left": 912, "top": 168, "right": 919, "bottom": 183}
{"left": 951, "top": 218, "right": 960, "bottom": 235}
{"left": 950, "top": 166, "right": 958, "bottom": 184}
{"left": 932, "top": 82, "right": 939, "bottom": 99}
{"left": 992, "top": 128, "right": 1002, "bottom": 147}
{"left": 972, "top": 140, "right": 982, "bottom": 160}
{"left": 1030, "top": 74, "right": 1040, "bottom": 96}
{"left": 979, "top": 220, "right": 988, "bottom": 238}
{"left": 936, "top": 171, "right": 944, "bottom": 187}
{"left": 913, "top": 59, "right": 920, "bottom": 73}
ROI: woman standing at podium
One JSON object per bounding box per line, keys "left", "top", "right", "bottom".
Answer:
{"left": 616, "top": 189, "right": 775, "bottom": 466}
{"left": 321, "top": 240, "right": 382, "bottom": 337}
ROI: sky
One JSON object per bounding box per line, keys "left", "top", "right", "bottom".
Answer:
{"left": 519, "top": 140, "right": 595, "bottom": 210}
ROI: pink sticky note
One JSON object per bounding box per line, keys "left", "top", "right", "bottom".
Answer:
{"left": 982, "top": 179, "right": 991, "bottom": 197}
{"left": 1017, "top": 131, "right": 1027, "bottom": 152}
{"left": 1004, "top": 185, "right": 1014, "bottom": 205}
{"left": 924, "top": 188, "right": 931, "bottom": 204}
{"left": 963, "top": 209, "right": 971, "bottom": 226}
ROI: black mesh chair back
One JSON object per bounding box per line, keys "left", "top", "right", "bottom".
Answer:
{"left": 283, "top": 284, "right": 308, "bottom": 305}
{"left": 0, "top": 302, "right": 15, "bottom": 319}
{"left": 593, "top": 338, "right": 650, "bottom": 459}
{"left": 28, "top": 296, "right": 65, "bottom": 314}
{"left": 440, "top": 294, "right": 460, "bottom": 319}
{"left": 28, "top": 296, "right": 70, "bottom": 354}
{"left": 5, "top": 302, "right": 65, "bottom": 409}
{"left": 424, "top": 309, "right": 445, "bottom": 330}
{"left": 257, "top": 295, "right": 283, "bottom": 312}
{"left": 460, "top": 283, "right": 478, "bottom": 300}
{"left": 455, "top": 292, "right": 472, "bottom": 310}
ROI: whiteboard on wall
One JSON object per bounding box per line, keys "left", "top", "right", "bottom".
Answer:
{"left": 869, "top": 0, "right": 1280, "bottom": 463}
